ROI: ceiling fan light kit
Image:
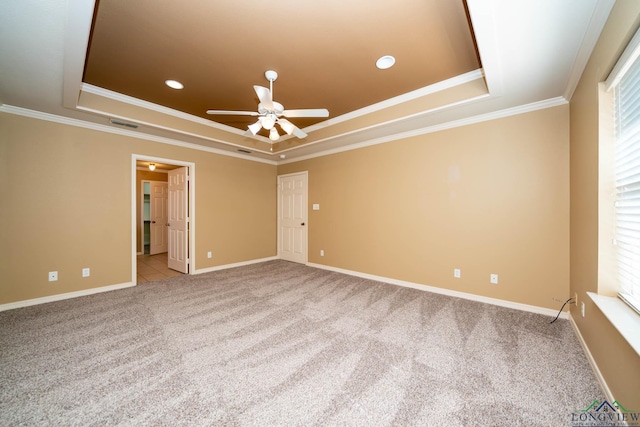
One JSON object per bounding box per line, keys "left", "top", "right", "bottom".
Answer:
{"left": 261, "top": 114, "right": 276, "bottom": 130}
{"left": 206, "top": 70, "right": 329, "bottom": 143}
{"left": 248, "top": 120, "right": 262, "bottom": 136}
{"left": 278, "top": 118, "right": 295, "bottom": 136}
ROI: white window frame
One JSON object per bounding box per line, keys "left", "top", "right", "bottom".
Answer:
{"left": 605, "top": 26, "right": 640, "bottom": 315}
{"left": 589, "top": 25, "right": 640, "bottom": 359}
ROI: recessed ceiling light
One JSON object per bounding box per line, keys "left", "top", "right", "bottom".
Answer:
{"left": 165, "top": 79, "right": 184, "bottom": 89}
{"left": 376, "top": 55, "right": 396, "bottom": 70}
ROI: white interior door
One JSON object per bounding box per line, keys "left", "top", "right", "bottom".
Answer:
{"left": 278, "top": 172, "right": 308, "bottom": 264}
{"left": 168, "top": 167, "right": 189, "bottom": 273}
{"left": 149, "top": 181, "right": 168, "bottom": 255}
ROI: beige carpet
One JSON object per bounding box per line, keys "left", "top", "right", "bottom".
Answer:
{"left": 0, "top": 260, "right": 601, "bottom": 426}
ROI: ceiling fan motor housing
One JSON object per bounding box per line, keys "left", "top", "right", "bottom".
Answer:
{"left": 206, "top": 69, "right": 328, "bottom": 141}
{"left": 265, "top": 70, "right": 278, "bottom": 82}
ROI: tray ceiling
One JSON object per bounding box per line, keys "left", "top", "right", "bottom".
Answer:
{"left": 84, "top": 0, "right": 480, "bottom": 137}
{"left": 0, "top": 0, "right": 614, "bottom": 162}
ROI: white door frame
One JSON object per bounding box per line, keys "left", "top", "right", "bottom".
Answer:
{"left": 277, "top": 171, "right": 308, "bottom": 264}
{"left": 132, "top": 155, "right": 196, "bottom": 283}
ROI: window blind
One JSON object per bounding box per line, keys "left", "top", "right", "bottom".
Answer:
{"left": 614, "top": 54, "right": 640, "bottom": 314}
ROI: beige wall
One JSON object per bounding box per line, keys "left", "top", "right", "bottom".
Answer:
{"left": 279, "top": 106, "right": 570, "bottom": 310}
{"left": 0, "top": 113, "right": 277, "bottom": 304}
{"left": 569, "top": 0, "right": 640, "bottom": 409}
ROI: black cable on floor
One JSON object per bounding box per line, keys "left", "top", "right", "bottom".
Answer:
{"left": 550, "top": 297, "right": 575, "bottom": 324}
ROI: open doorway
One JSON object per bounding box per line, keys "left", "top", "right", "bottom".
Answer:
{"left": 141, "top": 179, "right": 168, "bottom": 255}
{"left": 132, "top": 156, "right": 195, "bottom": 284}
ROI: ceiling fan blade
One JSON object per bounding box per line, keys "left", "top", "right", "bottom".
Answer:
{"left": 206, "top": 110, "right": 259, "bottom": 116}
{"left": 278, "top": 118, "right": 307, "bottom": 139}
{"left": 254, "top": 85, "right": 274, "bottom": 110}
{"left": 291, "top": 126, "right": 307, "bottom": 139}
{"left": 283, "top": 108, "right": 329, "bottom": 118}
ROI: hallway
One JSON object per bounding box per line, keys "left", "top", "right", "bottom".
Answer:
{"left": 136, "top": 253, "right": 182, "bottom": 283}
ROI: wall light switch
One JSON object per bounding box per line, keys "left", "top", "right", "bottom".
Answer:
{"left": 312, "top": 204, "right": 320, "bottom": 210}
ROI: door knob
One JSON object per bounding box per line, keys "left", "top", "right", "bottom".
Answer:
{"left": 301, "top": 222, "right": 305, "bottom": 226}
{"left": 151, "top": 221, "right": 156, "bottom": 224}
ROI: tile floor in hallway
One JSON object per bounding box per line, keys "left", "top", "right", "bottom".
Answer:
{"left": 136, "top": 253, "right": 182, "bottom": 283}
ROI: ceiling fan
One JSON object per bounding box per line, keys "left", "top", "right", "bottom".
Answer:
{"left": 206, "top": 70, "right": 329, "bottom": 141}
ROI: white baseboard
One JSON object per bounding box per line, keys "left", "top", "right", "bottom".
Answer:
{"left": 193, "top": 256, "right": 279, "bottom": 275}
{"left": 0, "top": 256, "right": 278, "bottom": 312}
{"left": 0, "top": 282, "right": 136, "bottom": 312}
{"left": 307, "top": 262, "right": 568, "bottom": 319}
{"left": 1, "top": 258, "right": 568, "bottom": 321}
{"left": 569, "top": 314, "right": 614, "bottom": 402}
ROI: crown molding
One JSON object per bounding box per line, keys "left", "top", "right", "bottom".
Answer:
{"left": 81, "top": 83, "right": 251, "bottom": 137}
{"left": 302, "top": 69, "right": 485, "bottom": 133}
{"left": 2, "top": 95, "right": 567, "bottom": 168}
{"left": 0, "top": 105, "right": 277, "bottom": 165}
{"left": 277, "top": 89, "right": 491, "bottom": 157}
{"left": 279, "top": 96, "right": 567, "bottom": 164}
{"left": 75, "top": 104, "right": 275, "bottom": 156}
{"left": 81, "top": 70, "right": 484, "bottom": 144}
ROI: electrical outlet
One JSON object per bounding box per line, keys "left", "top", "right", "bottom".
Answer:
{"left": 581, "top": 302, "right": 585, "bottom": 318}
{"left": 490, "top": 274, "right": 498, "bottom": 284}
{"left": 320, "top": 250, "right": 324, "bottom": 256}
{"left": 454, "top": 268, "right": 461, "bottom": 278}
{"left": 207, "top": 251, "right": 212, "bottom": 259}
{"left": 48, "top": 271, "right": 58, "bottom": 282}
{"left": 82, "top": 268, "right": 90, "bottom": 277}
